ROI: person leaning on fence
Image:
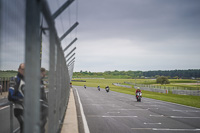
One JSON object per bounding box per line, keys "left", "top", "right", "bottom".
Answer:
{"left": 8, "top": 63, "right": 25, "bottom": 133}
{"left": 40, "top": 68, "right": 48, "bottom": 133}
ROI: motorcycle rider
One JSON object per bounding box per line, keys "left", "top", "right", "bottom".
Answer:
{"left": 135, "top": 87, "right": 142, "bottom": 98}
{"left": 136, "top": 87, "right": 142, "bottom": 93}
{"left": 105, "top": 86, "right": 110, "bottom": 92}
{"left": 97, "top": 85, "right": 100, "bottom": 91}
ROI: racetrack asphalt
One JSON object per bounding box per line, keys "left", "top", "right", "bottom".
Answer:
{"left": 74, "top": 86, "right": 200, "bottom": 133}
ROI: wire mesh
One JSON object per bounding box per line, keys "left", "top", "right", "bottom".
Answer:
{"left": 0, "top": 0, "right": 76, "bottom": 132}
{"left": 0, "top": 0, "right": 26, "bottom": 71}
{"left": 0, "top": 0, "right": 26, "bottom": 132}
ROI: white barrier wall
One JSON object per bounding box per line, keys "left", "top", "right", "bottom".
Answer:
{"left": 125, "top": 82, "right": 200, "bottom": 96}
{"left": 112, "top": 83, "right": 131, "bottom": 88}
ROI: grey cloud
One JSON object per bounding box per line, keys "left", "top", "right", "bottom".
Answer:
{"left": 78, "top": 0, "right": 200, "bottom": 41}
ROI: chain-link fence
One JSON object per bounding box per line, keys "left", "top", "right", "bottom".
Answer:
{"left": 0, "top": 0, "right": 78, "bottom": 132}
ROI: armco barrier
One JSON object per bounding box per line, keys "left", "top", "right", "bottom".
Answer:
{"left": 125, "top": 82, "right": 200, "bottom": 96}
{"left": 113, "top": 83, "right": 131, "bottom": 88}
{"left": 140, "top": 87, "right": 168, "bottom": 94}
{"left": 172, "top": 90, "right": 200, "bottom": 96}
{"left": 124, "top": 82, "right": 168, "bottom": 94}
{"left": 124, "top": 82, "right": 135, "bottom": 85}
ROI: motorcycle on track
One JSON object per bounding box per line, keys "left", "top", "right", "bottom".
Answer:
{"left": 97, "top": 86, "right": 100, "bottom": 91}
{"left": 135, "top": 87, "right": 142, "bottom": 102}
{"left": 136, "top": 92, "right": 142, "bottom": 102}
{"left": 105, "top": 86, "right": 109, "bottom": 93}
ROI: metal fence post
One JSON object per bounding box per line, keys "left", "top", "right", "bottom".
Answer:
{"left": 57, "top": 47, "right": 61, "bottom": 131}
{"left": 48, "top": 30, "right": 56, "bottom": 133}
{"left": 24, "top": 0, "right": 41, "bottom": 132}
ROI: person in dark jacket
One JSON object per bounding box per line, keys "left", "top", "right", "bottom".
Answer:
{"left": 13, "top": 63, "right": 25, "bottom": 133}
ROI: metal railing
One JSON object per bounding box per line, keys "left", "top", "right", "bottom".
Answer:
{"left": 125, "top": 82, "right": 200, "bottom": 95}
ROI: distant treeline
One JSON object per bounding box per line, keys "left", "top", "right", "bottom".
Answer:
{"left": 0, "top": 70, "right": 18, "bottom": 78}
{"left": 73, "top": 69, "right": 200, "bottom": 79}
{"left": 143, "top": 69, "right": 200, "bottom": 79}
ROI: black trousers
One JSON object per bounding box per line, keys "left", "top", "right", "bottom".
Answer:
{"left": 41, "top": 105, "right": 48, "bottom": 133}
{"left": 14, "top": 108, "right": 23, "bottom": 133}
{"left": 14, "top": 107, "right": 48, "bottom": 133}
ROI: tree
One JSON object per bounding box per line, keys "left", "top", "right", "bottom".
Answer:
{"left": 155, "top": 75, "right": 160, "bottom": 78}
{"left": 156, "top": 76, "right": 170, "bottom": 85}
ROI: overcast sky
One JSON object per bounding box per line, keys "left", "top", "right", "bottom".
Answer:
{"left": 71, "top": 0, "right": 200, "bottom": 72}
{"left": 0, "top": 0, "right": 200, "bottom": 72}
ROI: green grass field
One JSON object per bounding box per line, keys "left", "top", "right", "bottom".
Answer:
{"left": 72, "top": 78, "right": 200, "bottom": 108}
{"left": 0, "top": 71, "right": 17, "bottom": 78}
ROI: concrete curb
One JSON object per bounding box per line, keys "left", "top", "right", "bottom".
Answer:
{"left": 61, "top": 88, "right": 78, "bottom": 133}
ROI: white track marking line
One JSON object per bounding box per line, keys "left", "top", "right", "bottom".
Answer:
{"left": 107, "top": 112, "right": 120, "bottom": 114}
{"left": 152, "top": 128, "right": 200, "bottom": 131}
{"left": 144, "top": 122, "right": 162, "bottom": 125}
{"left": 135, "top": 105, "right": 160, "bottom": 107}
{"left": 173, "top": 110, "right": 200, "bottom": 112}
{"left": 102, "top": 116, "right": 138, "bottom": 118}
{"left": 0, "top": 105, "right": 9, "bottom": 110}
{"left": 131, "top": 128, "right": 200, "bottom": 131}
{"left": 150, "top": 114, "right": 200, "bottom": 119}
{"left": 147, "top": 108, "right": 159, "bottom": 110}
{"left": 117, "top": 109, "right": 148, "bottom": 111}
{"left": 150, "top": 114, "right": 164, "bottom": 117}
{"left": 170, "top": 116, "right": 200, "bottom": 119}
{"left": 131, "top": 128, "right": 152, "bottom": 130}
{"left": 75, "top": 88, "right": 90, "bottom": 133}
{"left": 86, "top": 115, "right": 138, "bottom": 118}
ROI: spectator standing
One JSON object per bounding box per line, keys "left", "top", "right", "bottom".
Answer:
{"left": 10, "top": 63, "right": 25, "bottom": 133}
{"left": 40, "top": 68, "right": 48, "bottom": 133}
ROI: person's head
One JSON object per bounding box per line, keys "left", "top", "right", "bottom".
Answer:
{"left": 137, "top": 87, "right": 140, "bottom": 90}
{"left": 18, "top": 63, "right": 25, "bottom": 76}
{"left": 41, "top": 68, "right": 46, "bottom": 78}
